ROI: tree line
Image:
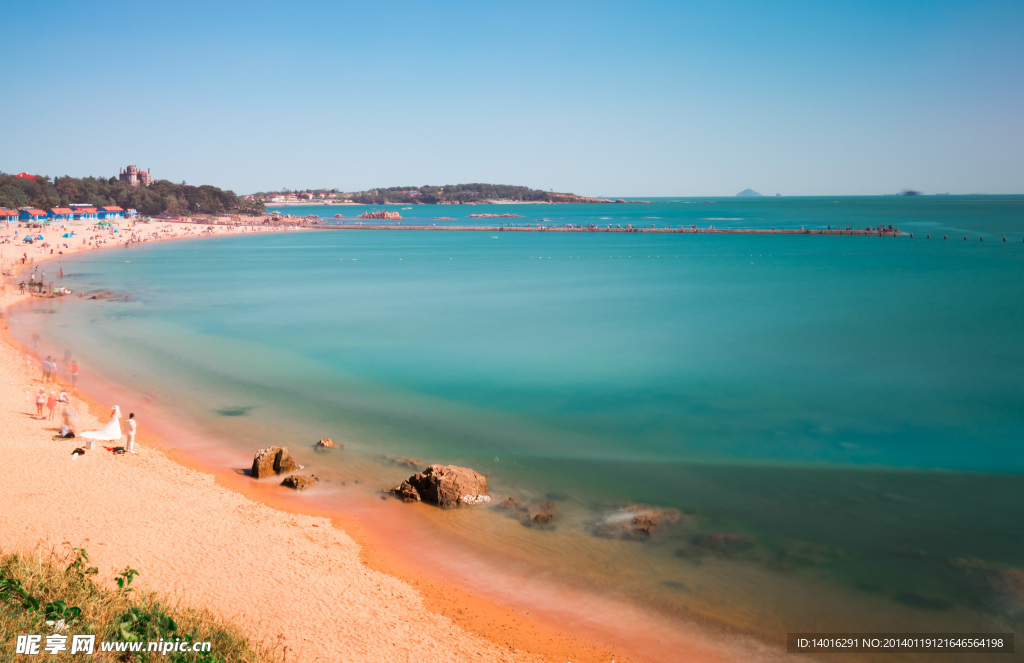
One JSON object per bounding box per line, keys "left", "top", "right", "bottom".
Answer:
{"left": 348, "top": 183, "right": 557, "bottom": 205}
{"left": 251, "top": 183, "right": 565, "bottom": 205}
{"left": 0, "top": 172, "right": 265, "bottom": 216}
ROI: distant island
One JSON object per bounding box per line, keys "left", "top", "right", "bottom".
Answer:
{"left": 736, "top": 188, "right": 763, "bottom": 197}
{"left": 252, "top": 183, "right": 649, "bottom": 205}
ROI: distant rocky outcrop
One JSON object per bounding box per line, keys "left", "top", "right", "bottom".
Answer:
{"left": 389, "top": 464, "right": 490, "bottom": 508}
{"left": 736, "top": 188, "right": 763, "bottom": 197}
{"left": 251, "top": 447, "right": 298, "bottom": 478}
{"left": 356, "top": 211, "right": 403, "bottom": 220}
{"left": 281, "top": 474, "right": 319, "bottom": 491}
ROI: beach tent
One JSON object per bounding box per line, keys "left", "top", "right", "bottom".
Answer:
{"left": 62, "top": 233, "right": 74, "bottom": 238}
{"left": 33, "top": 235, "right": 44, "bottom": 240}
{"left": 96, "top": 221, "right": 111, "bottom": 227}
{"left": 23, "top": 236, "right": 33, "bottom": 242}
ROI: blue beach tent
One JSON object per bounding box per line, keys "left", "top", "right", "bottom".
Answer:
{"left": 62, "top": 232, "right": 74, "bottom": 238}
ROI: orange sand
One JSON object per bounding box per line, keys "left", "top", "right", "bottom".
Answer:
{"left": 0, "top": 218, "right": 757, "bottom": 662}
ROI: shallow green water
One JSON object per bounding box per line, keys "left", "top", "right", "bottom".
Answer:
{"left": 16, "top": 196, "right": 1024, "bottom": 649}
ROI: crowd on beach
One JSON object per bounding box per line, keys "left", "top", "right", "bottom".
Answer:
{"left": 28, "top": 349, "right": 136, "bottom": 455}
{"left": 1, "top": 217, "right": 284, "bottom": 455}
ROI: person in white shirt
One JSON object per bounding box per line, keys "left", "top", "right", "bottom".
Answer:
{"left": 126, "top": 413, "right": 138, "bottom": 454}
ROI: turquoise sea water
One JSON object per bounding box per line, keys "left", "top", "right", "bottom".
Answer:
{"left": 14, "top": 197, "right": 1024, "bottom": 656}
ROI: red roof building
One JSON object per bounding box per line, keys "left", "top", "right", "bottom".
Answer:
{"left": 19, "top": 209, "right": 47, "bottom": 222}
{"left": 14, "top": 172, "right": 37, "bottom": 180}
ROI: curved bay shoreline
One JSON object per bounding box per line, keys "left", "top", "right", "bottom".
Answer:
{"left": 0, "top": 219, "right": 763, "bottom": 663}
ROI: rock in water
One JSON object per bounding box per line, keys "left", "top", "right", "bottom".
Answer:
{"left": 389, "top": 464, "right": 489, "bottom": 508}
{"left": 251, "top": 447, "right": 280, "bottom": 478}
{"left": 274, "top": 448, "right": 297, "bottom": 474}
{"left": 593, "top": 504, "right": 684, "bottom": 539}
{"left": 281, "top": 475, "right": 318, "bottom": 491}
{"left": 251, "top": 447, "right": 298, "bottom": 477}
{"left": 316, "top": 438, "right": 337, "bottom": 450}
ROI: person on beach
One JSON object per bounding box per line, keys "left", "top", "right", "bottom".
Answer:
{"left": 80, "top": 406, "right": 122, "bottom": 446}
{"left": 42, "top": 356, "right": 53, "bottom": 382}
{"left": 70, "top": 359, "right": 79, "bottom": 388}
{"left": 35, "top": 387, "right": 46, "bottom": 418}
{"left": 126, "top": 413, "right": 137, "bottom": 454}
{"left": 46, "top": 391, "right": 58, "bottom": 420}
{"left": 55, "top": 398, "right": 78, "bottom": 439}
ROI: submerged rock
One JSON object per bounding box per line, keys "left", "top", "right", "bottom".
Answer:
{"left": 498, "top": 497, "right": 558, "bottom": 526}
{"left": 389, "top": 464, "right": 489, "bottom": 508}
{"left": 281, "top": 474, "right": 319, "bottom": 491}
{"left": 385, "top": 456, "right": 422, "bottom": 469}
{"left": 692, "top": 532, "right": 755, "bottom": 555}
{"left": 593, "top": 504, "right": 684, "bottom": 540}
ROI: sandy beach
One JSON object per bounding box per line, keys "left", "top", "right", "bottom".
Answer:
{"left": 0, "top": 218, "right": 758, "bottom": 662}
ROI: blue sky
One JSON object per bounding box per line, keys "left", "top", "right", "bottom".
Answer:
{"left": 2, "top": 1, "right": 1021, "bottom": 196}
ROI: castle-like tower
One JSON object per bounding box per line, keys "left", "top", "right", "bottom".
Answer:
{"left": 119, "top": 164, "right": 153, "bottom": 187}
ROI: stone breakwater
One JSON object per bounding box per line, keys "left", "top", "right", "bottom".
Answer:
{"left": 313, "top": 224, "right": 908, "bottom": 236}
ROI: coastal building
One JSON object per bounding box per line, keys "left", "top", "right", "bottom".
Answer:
{"left": 0, "top": 209, "right": 19, "bottom": 222}
{"left": 118, "top": 164, "right": 153, "bottom": 187}
{"left": 47, "top": 207, "right": 74, "bottom": 221}
{"left": 14, "top": 172, "right": 38, "bottom": 180}
{"left": 72, "top": 207, "right": 98, "bottom": 221}
{"left": 19, "top": 209, "right": 47, "bottom": 223}
{"left": 97, "top": 206, "right": 125, "bottom": 220}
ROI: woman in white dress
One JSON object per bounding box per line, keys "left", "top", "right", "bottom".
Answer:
{"left": 80, "top": 405, "right": 122, "bottom": 442}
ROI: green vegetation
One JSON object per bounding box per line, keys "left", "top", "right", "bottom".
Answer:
{"left": 0, "top": 172, "right": 264, "bottom": 217}
{"left": 1, "top": 547, "right": 281, "bottom": 662}
{"left": 349, "top": 183, "right": 555, "bottom": 205}
{"left": 254, "top": 183, "right": 565, "bottom": 205}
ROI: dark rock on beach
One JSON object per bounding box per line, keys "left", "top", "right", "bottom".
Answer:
{"left": 389, "top": 464, "right": 490, "bottom": 508}
{"left": 281, "top": 474, "right": 319, "bottom": 491}
{"left": 251, "top": 447, "right": 298, "bottom": 478}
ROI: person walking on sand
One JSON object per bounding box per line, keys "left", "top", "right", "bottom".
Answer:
{"left": 46, "top": 390, "right": 57, "bottom": 420}
{"left": 42, "top": 356, "right": 53, "bottom": 382}
{"left": 70, "top": 359, "right": 79, "bottom": 389}
{"left": 126, "top": 413, "right": 137, "bottom": 454}
{"left": 35, "top": 387, "right": 46, "bottom": 418}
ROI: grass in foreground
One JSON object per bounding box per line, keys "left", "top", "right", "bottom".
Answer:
{"left": 0, "top": 546, "right": 284, "bottom": 662}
